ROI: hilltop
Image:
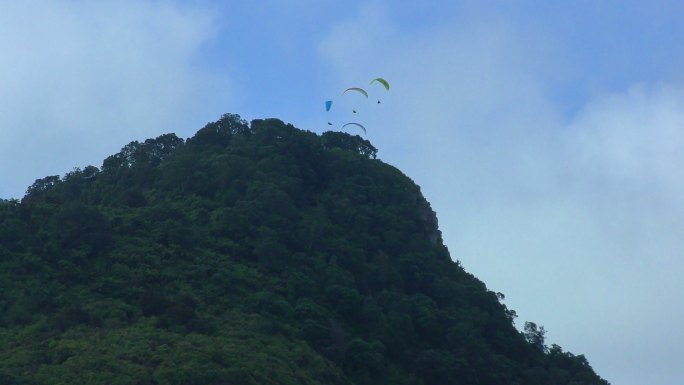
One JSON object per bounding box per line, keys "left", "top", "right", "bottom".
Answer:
{"left": 0, "top": 114, "right": 609, "bottom": 385}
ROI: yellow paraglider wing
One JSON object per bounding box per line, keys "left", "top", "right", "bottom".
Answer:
{"left": 369, "top": 78, "right": 390, "bottom": 91}
{"left": 343, "top": 87, "right": 369, "bottom": 98}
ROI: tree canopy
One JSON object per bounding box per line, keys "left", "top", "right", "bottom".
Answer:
{"left": 0, "top": 114, "right": 609, "bottom": 385}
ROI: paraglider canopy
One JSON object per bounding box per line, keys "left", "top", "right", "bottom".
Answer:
{"left": 325, "top": 100, "right": 333, "bottom": 111}
{"left": 369, "top": 78, "right": 390, "bottom": 91}
{"left": 343, "top": 87, "right": 369, "bottom": 98}
{"left": 342, "top": 122, "right": 367, "bottom": 134}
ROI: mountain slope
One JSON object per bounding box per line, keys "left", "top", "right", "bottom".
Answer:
{"left": 0, "top": 114, "right": 609, "bottom": 385}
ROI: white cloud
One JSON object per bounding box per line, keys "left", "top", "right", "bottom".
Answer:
{"left": 561, "top": 84, "right": 684, "bottom": 380}
{"left": 569, "top": 83, "right": 684, "bottom": 194}
{"left": 0, "top": 1, "right": 225, "bottom": 198}
{"left": 318, "top": 3, "right": 397, "bottom": 80}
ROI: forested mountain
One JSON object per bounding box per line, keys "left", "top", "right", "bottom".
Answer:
{"left": 0, "top": 114, "right": 609, "bottom": 385}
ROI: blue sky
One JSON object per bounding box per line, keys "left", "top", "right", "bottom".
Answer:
{"left": 2, "top": 2, "right": 684, "bottom": 384}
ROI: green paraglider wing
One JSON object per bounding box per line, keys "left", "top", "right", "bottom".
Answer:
{"left": 342, "top": 122, "right": 367, "bottom": 134}
{"left": 325, "top": 100, "right": 333, "bottom": 111}
{"left": 343, "top": 87, "right": 369, "bottom": 98}
{"left": 369, "top": 78, "right": 390, "bottom": 91}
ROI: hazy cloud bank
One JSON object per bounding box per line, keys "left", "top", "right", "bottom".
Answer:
{"left": 0, "top": 1, "right": 223, "bottom": 199}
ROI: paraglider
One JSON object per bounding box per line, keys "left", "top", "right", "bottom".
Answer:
{"left": 322, "top": 78, "right": 390, "bottom": 135}
{"left": 342, "top": 88, "right": 368, "bottom": 114}
{"left": 369, "top": 78, "right": 390, "bottom": 91}
{"left": 369, "top": 77, "right": 390, "bottom": 104}
{"left": 343, "top": 87, "right": 369, "bottom": 98}
{"left": 342, "top": 122, "right": 367, "bottom": 134}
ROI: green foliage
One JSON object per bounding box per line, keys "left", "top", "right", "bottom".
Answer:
{"left": 0, "top": 114, "right": 609, "bottom": 384}
{"left": 525, "top": 321, "right": 548, "bottom": 353}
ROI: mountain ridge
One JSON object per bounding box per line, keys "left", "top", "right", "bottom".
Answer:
{"left": 0, "top": 113, "right": 609, "bottom": 385}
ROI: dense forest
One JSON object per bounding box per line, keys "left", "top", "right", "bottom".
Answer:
{"left": 0, "top": 114, "right": 609, "bottom": 385}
